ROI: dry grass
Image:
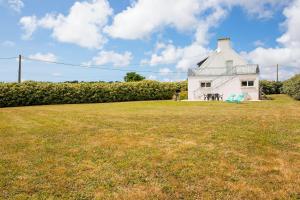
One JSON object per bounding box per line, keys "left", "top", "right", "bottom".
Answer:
{"left": 0, "top": 95, "right": 299, "bottom": 199}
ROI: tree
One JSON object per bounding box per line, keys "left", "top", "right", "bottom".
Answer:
{"left": 283, "top": 74, "right": 300, "bottom": 100}
{"left": 124, "top": 72, "right": 145, "bottom": 82}
{"left": 259, "top": 80, "right": 283, "bottom": 95}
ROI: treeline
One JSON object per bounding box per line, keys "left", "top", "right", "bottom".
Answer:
{"left": 0, "top": 80, "right": 187, "bottom": 107}
{"left": 260, "top": 74, "right": 300, "bottom": 100}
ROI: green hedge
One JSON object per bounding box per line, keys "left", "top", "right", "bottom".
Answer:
{"left": 179, "top": 91, "right": 188, "bottom": 100}
{"left": 0, "top": 81, "right": 187, "bottom": 107}
{"left": 259, "top": 80, "right": 283, "bottom": 95}
{"left": 178, "top": 80, "right": 188, "bottom": 91}
{"left": 283, "top": 74, "right": 300, "bottom": 100}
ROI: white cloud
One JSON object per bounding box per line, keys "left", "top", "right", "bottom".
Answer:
{"left": 105, "top": 0, "right": 287, "bottom": 40}
{"left": 146, "top": 42, "right": 183, "bottom": 66}
{"left": 174, "top": 6, "right": 225, "bottom": 70}
{"left": 20, "top": 0, "right": 113, "bottom": 48}
{"left": 104, "top": 0, "right": 288, "bottom": 72}
{"left": 245, "top": 47, "right": 300, "bottom": 68}
{"left": 159, "top": 67, "right": 172, "bottom": 76}
{"left": 176, "top": 44, "right": 210, "bottom": 71}
{"left": 18, "top": 0, "right": 296, "bottom": 81}
{"left": 244, "top": 47, "right": 300, "bottom": 80}
{"left": 105, "top": 0, "right": 201, "bottom": 40}
{"left": 154, "top": 42, "right": 168, "bottom": 52}
{"left": 140, "top": 6, "right": 223, "bottom": 70}
{"left": 223, "top": 0, "right": 289, "bottom": 19}
{"left": 20, "top": 16, "right": 38, "bottom": 40}
{"left": 28, "top": 53, "right": 58, "bottom": 62}
{"left": 88, "top": 51, "right": 133, "bottom": 67}
{"left": 1, "top": 40, "right": 15, "bottom": 47}
{"left": 8, "top": 0, "right": 24, "bottom": 12}
{"left": 137, "top": 0, "right": 295, "bottom": 74}
{"left": 244, "top": 0, "right": 300, "bottom": 80}
{"left": 276, "top": 0, "right": 300, "bottom": 48}
{"left": 142, "top": 41, "right": 209, "bottom": 71}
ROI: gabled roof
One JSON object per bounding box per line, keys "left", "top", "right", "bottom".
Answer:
{"left": 188, "top": 38, "right": 259, "bottom": 77}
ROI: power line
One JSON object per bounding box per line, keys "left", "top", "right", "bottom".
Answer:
{"left": 22, "top": 56, "right": 188, "bottom": 74}
{"left": 0, "top": 56, "right": 18, "bottom": 60}
{"left": 20, "top": 50, "right": 210, "bottom": 72}
{"left": 0, "top": 52, "right": 208, "bottom": 74}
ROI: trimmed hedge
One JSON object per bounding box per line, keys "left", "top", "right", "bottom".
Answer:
{"left": 259, "top": 80, "right": 283, "bottom": 95}
{"left": 283, "top": 74, "right": 300, "bottom": 100}
{"left": 0, "top": 80, "right": 187, "bottom": 107}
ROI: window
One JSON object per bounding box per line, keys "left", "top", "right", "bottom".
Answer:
{"left": 226, "top": 60, "right": 234, "bottom": 74}
{"left": 241, "top": 81, "right": 248, "bottom": 87}
{"left": 201, "top": 82, "right": 211, "bottom": 88}
{"left": 248, "top": 81, "right": 254, "bottom": 86}
{"left": 241, "top": 80, "right": 255, "bottom": 87}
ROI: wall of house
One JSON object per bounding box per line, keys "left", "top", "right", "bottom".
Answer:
{"left": 188, "top": 74, "right": 259, "bottom": 101}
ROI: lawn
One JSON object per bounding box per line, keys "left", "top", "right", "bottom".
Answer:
{"left": 0, "top": 95, "right": 299, "bottom": 199}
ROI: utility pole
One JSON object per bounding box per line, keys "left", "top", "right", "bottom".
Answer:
{"left": 18, "top": 54, "right": 21, "bottom": 83}
{"left": 276, "top": 64, "right": 279, "bottom": 82}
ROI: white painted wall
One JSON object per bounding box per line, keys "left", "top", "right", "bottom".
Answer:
{"left": 188, "top": 74, "right": 259, "bottom": 101}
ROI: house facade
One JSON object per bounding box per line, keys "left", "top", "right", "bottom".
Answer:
{"left": 188, "top": 38, "right": 260, "bottom": 101}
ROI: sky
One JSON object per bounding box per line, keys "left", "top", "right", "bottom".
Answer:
{"left": 0, "top": 0, "right": 299, "bottom": 82}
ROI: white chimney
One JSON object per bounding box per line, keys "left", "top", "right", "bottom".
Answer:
{"left": 217, "top": 37, "right": 231, "bottom": 51}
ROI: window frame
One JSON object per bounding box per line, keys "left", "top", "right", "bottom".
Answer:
{"left": 241, "top": 80, "right": 255, "bottom": 87}
{"left": 200, "top": 81, "right": 212, "bottom": 88}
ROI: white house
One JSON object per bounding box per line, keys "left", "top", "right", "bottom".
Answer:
{"left": 188, "top": 38, "right": 260, "bottom": 101}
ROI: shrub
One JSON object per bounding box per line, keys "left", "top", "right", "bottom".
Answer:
{"left": 260, "top": 80, "right": 283, "bottom": 95}
{"left": 0, "top": 80, "right": 187, "bottom": 107}
{"left": 283, "top": 74, "right": 300, "bottom": 100}
{"left": 179, "top": 91, "right": 188, "bottom": 100}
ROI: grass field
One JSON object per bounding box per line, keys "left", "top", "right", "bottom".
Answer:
{"left": 0, "top": 95, "right": 300, "bottom": 199}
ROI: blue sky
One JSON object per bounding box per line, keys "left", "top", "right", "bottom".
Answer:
{"left": 0, "top": 0, "right": 299, "bottom": 82}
